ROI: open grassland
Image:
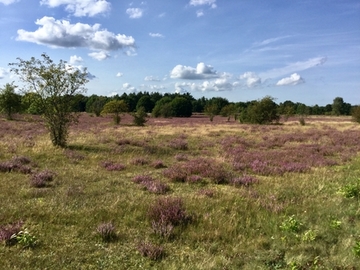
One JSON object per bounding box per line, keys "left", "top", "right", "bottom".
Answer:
{"left": 1, "top": 114, "right": 360, "bottom": 269}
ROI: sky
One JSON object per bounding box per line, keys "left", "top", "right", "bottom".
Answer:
{"left": 0, "top": 0, "right": 359, "bottom": 106}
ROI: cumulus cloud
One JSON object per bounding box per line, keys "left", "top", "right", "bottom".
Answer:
{"left": 0, "top": 0, "right": 19, "bottom": 5}
{"left": 170, "top": 62, "right": 218, "bottom": 80}
{"left": 88, "top": 51, "right": 109, "bottom": 61}
{"left": 189, "top": 0, "right": 217, "bottom": 8}
{"left": 0, "top": 67, "right": 9, "bottom": 79}
{"left": 122, "top": 83, "right": 137, "bottom": 92}
{"left": 276, "top": 73, "right": 304, "bottom": 86}
{"left": 149, "top": 32, "right": 164, "bottom": 38}
{"left": 16, "top": 16, "right": 135, "bottom": 60}
{"left": 260, "top": 57, "right": 327, "bottom": 79}
{"left": 116, "top": 72, "right": 123, "bottom": 77}
{"left": 69, "top": 55, "right": 83, "bottom": 65}
{"left": 240, "top": 72, "right": 261, "bottom": 88}
{"left": 40, "top": 0, "right": 111, "bottom": 17}
{"left": 174, "top": 77, "right": 237, "bottom": 93}
{"left": 144, "top": 76, "right": 160, "bottom": 81}
{"left": 196, "top": 10, "right": 204, "bottom": 17}
{"left": 126, "top": 8, "right": 143, "bottom": 19}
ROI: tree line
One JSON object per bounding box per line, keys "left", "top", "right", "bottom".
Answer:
{"left": 1, "top": 54, "right": 359, "bottom": 148}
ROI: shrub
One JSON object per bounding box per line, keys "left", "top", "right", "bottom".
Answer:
{"left": 0, "top": 156, "right": 32, "bottom": 174}
{"left": 100, "top": 161, "right": 126, "bottom": 171}
{"left": 352, "top": 106, "right": 360, "bottom": 123}
{"left": 0, "top": 220, "right": 23, "bottom": 246}
{"left": 96, "top": 222, "right": 116, "bottom": 242}
{"left": 147, "top": 197, "right": 190, "bottom": 237}
{"left": 131, "top": 157, "right": 149, "bottom": 166}
{"left": 30, "top": 170, "right": 56, "bottom": 188}
{"left": 231, "top": 175, "right": 258, "bottom": 187}
{"left": 14, "top": 229, "right": 38, "bottom": 248}
{"left": 137, "top": 241, "right": 165, "bottom": 261}
{"left": 168, "top": 138, "right": 188, "bottom": 150}
{"left": 132, "top": 106, "right": 148, "bottom": 126}
{"left": 151, "top": 160, "right": 166, "bottom": 169}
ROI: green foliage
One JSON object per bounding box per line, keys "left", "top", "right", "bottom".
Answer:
{"left": 152, "top": 96, "right": 174, "bottom": 118}
{"left": 352, "top": 106, "right": 360, "bottom": 123}
{"left": 280, "top": 215, "right": 302, "bottom": 233}
{"left": 136, "top": 96, "right": 154, "bottom": 113}
{"left": 204, "top": 104, "right": 218, "bottom": 121}
{"left": 132, "top": 107, "right": 148, "bottom": 126}
{"left": 339, "top": 183, "right": 360, "bottom": 198}
{"left": 239, "top": 96, "right": 280, "bottom": 124}
{"left": 9, "top": 53, "right": 89, "bottom": 147}
{"left": 220, "top": 104, "right": 238, "bottom": 121}
{"left": 13, "top": 228, "right": 37, "bottom": 248}
{"left": 353, "top": 241, "right": 360, "bottom": 257}
{"left": 170, "top": 96, "right": 192, "bottom": 117}
{"left": 21, "top": 92, "right": 44, "bottom": 115}
{"left": 0, "top": 83, "right": 22, "bottom": 120}
{"left": 101, "top": 100, "right": 128, "bottom": 124}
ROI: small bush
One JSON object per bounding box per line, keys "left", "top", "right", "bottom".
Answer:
{"left": 0, "top": 220, "right": 23, "bottom": 246}
{"left": 137, "top": 241, "right": 165, "bottom": 261}
{"left": 100, "top": 161, "right": 126, "bottom": 171}
{"left": 339, "top": 184, "right": 359, "bottom": 198}
{"left": 147, "top": 197, "right": 190, "bottom": 237}
{"left": 131, "top": 157, "right": 149, "bottom": 166}
{"left": 231, "top": 175, "right": 258, "bottom": 187}
{"left": 30, "top": 170, "right": 56, "bottom": 188}
{"left": 299, "top": 117, "right": 306, "bottom": 126}
{"left": 96, "top": 222, "right": 116, "bottom": 242}
{"left": 14, "top": 229, "right": 38, "bottom": 248}
{"left": 0, "top": 156, "right": 32, "bottom": 174}
{"left": 168, "top": 138, "right": 188, "bottom": 150}
{"left": 132, "top": 175, "right": 170, "bottom": 194}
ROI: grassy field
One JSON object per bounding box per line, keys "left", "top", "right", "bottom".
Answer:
{"left": 1, "top": 114, "right": 360, "bottom": 269}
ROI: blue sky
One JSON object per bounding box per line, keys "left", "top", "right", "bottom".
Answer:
{"left": 0, "top": 0, "right": 359, "bottom": 105}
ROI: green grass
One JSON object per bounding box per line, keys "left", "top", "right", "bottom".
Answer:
{"left": 0, "top": 115, "right": 360, "bottom": 269}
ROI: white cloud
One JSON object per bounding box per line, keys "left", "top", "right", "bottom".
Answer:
{"left": 253, "top": 36, "right": 292, "bottom": 47}
{"left": 0, "top": 0, "right": 19, "bottom": 5}
{"left": 0, "top": 67, "right": 9, "bottom": 79}
{"left": 174, "top": 77, "right": 237, "bottom": 93}
{"left": 149, "top": 32, "right": 164, "bottom": 38}
{"left": 16, "top": 16, "right": 135, "bottom": 59}
{"left": 122, "top": 83, "right": 137, "bottom": 92}
{"left": 196, "top": 10, "right": 204, "bottom": 17}
{"left": 89, "top": 51, "right": 109, "bottom": 61}
{"left": 69, "top": 55, "right": 83, "bottom": 65}
{"left": 40, "top": 0, "right": 111, "bottom": 17}
{"left": 144, "top": 76, "right": 160, "bottom": 81}
{"left": 116, "top": 72, "right": 123, "bottom": 77}
{"left": 170, "top": 62, "right": 218, "bottom": 80}
{"left": 189, "top": 0, "right": 216, "bottom": 8}
{"left": 260, "top": 57, "right": 327, "bottom": 79}
{"left": 276, "top": 73, "right": 304, "bottom": 86}
{"left": 126, "top": 8, "right": 143, "bottom": 19}
{"left": 240, "top": 72, "right": 261, "bottom": 88}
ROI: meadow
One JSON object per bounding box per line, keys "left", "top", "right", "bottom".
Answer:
{"left": 1, "top": 113, "right": 360, "bottom": 269}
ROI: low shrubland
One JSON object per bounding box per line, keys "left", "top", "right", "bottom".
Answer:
{"left": 0, "top": 113, "right": 359, "bottom": 269}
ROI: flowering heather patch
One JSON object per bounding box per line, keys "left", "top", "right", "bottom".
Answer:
{"left": 197, "top": 188, "right": 216, "bottom": 197}
{"left": 147, "top": 197, "right": 191, "bottom": 231}
{"left": 0, "top": 156, "right": 33, "bottom": 174}
{"left": 132, "top": 175, "right": 170, "bottom": 194}
{"left": 231, "top": 175, "right": 258, "bottom": 187}
{"left": 137, "top": 241, "right": 165, "bottom": 261}
{"left": 0, "top": 220, "right": 23, "bottom": 246}
{"left": 131, "top": 157, "right": 149, "bottom": 166}
{"left": 168, "top": 138, "right": 188, "bottom": 150}
{"left": 151, "top": 160, "right": 166, "bottom": 169}
{"left": 30, "top": 170, "right": 56, "bottom": 188}
{"left": 174, "top": 153, "right": 188, "bottom": 161}
{"left": 64, "top": 149, "right": 85, "bottom": 163}
{"left": 96, "top": 222, "right": 117, "bottom": 242}
{"left": 100, "top": 161, "right": 126, "bottom": 171}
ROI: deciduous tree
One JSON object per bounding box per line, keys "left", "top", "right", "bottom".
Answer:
{"left": 0, "top": 83, "right": 22, "bottom": 120}
{"left": 9, "top": 53, "right": 89, "bottom": 147}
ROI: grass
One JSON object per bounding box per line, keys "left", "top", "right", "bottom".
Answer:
{"left": 0, "top": 114, "right": 360, "bottom": 269}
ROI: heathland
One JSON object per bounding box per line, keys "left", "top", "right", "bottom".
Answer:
{"left": 1, "top": 114, "right": 360, "bottom": 269}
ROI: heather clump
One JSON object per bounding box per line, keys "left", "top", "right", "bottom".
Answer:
{"left": 132, "top": 175, "right": 170, "bottom": 194}
{"left": 168, "top": 138, "right": 188, "bottom": 150}
{"left": 147, "top": 197, "right": 191, "bottom": 238}
{"left": 231, "top": 175, "right": 258, "bottom": 187}
{"left": 163, "top": 158, "right": 231, "bottom": 184}
{"left": 0, "top": 220, "right": 24, "bottom": 246}
{"left": 100, "top": 161, "right": 126, "bottom": 171}
{"left": 151, "top": 160, "right": 166, "bottom": 169}
{"left": 137, "top": 241, "right": 165, "bottom": 261}
{"left": 130, "top": 157, "right": 149, "bottom": 166}
{"left": 96, "top": 222, "right": 117, "bottom": 242}
{"left": 0, "top": 156, "right": 33, "bottom": 174}
{"left": 30, "top": 169, "right": 56, "bottom": 188}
